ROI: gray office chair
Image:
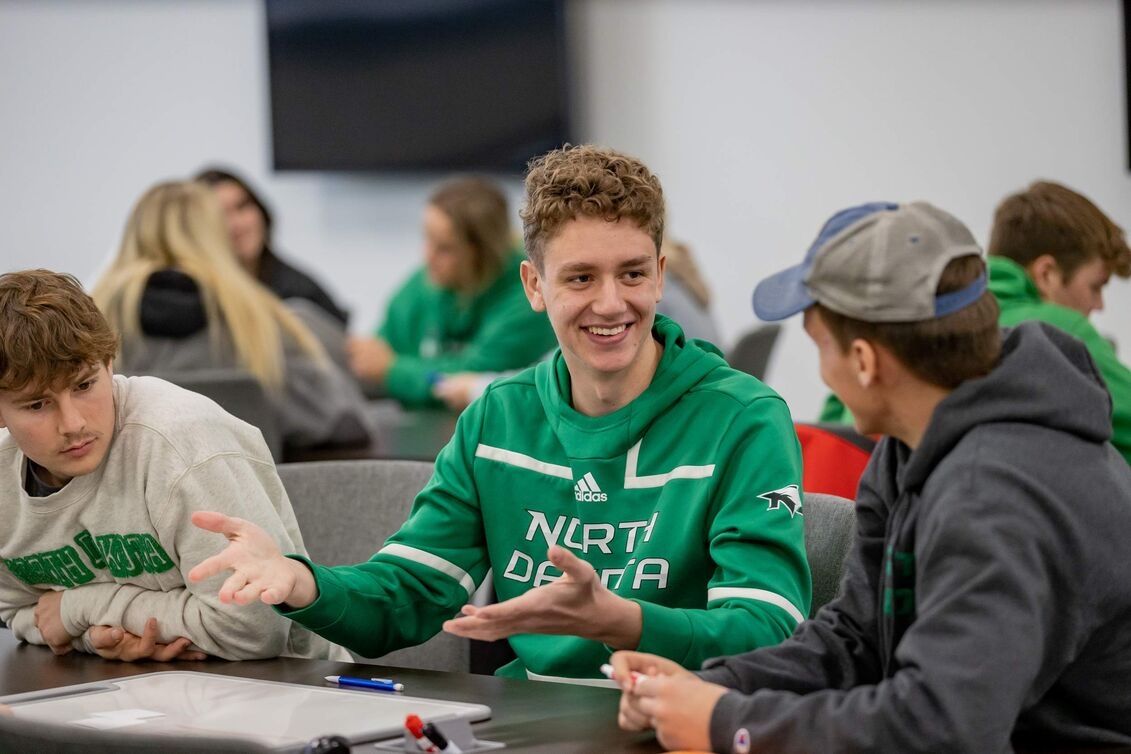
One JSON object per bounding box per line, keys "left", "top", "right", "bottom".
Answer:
{"left": 276, "top": 459, "right": 472, "bottom": 673}
{"left": 802, "top": 491, "right": 856, "bottom": 617}
{"left": 727, "top": 324, "right": 783, "bottom": 381}
{"left": 0, "top": 712, "right": 274, "bottom": 754}
{"left": 149, "top": 368, "right": 283, "bottom": 462}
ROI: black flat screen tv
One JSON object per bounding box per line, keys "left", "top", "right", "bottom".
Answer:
{"left": 266, "top": 0, "right": 572, "bottom": 173}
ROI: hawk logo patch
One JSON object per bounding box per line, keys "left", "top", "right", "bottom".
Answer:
{"left": 758, "top": 485, "right": 802, "bottom": 518}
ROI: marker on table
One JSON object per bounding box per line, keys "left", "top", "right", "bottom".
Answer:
{"left": 324, "top": 675, "right": 404, "bottom": 693}
{"left": 599, "top": 663, "right": 646, "bottom": 687}
{"left": 405, "top": 714, "right": 439, "bottom": 752}
{"left": 422, "top": 720, "right": 463, "bottom": 754}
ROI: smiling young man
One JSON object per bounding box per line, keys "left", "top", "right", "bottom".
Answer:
{"left": 986, "top": 180, "right": 1131, "bottom": 465}
{"left": 611, "top": 202, "right": 1131, "bottom": 753}
{"left": 189, "top": 144, "right": 810, "bottom": 681}
{"left": 0, "top": 269, "right": 343, "bottom": 663}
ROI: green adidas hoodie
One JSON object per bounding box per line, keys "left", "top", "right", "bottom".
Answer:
{"left": 377, "top": 251, "right": 558, "bottom": 407}
{"left": 284, "top": 316, "right": 810, "bottom": 680}
{"left": 988, "top": 256, "right": 1131, "bottom": 465}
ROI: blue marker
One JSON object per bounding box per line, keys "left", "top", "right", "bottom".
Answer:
{"left": 324, "top": 675, "right": 404, "bottom": 693}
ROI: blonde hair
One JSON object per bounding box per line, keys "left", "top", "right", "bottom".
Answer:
{"left": 92, "top": 181, "right": 326, "bottom": 391}
{"left": 428, "top": 177, "right": 512, "bottom": 289}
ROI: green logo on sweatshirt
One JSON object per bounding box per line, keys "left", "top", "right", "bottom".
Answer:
{"left": 882, "top": 545, "right": 916, "bottom": 618}
{"left": 2, "top": 529, "right": 176, "bottom": 587}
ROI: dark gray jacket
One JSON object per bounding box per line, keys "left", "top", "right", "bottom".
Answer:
{"left": 699, "top": 322, "right": 1131, "bottom": 753}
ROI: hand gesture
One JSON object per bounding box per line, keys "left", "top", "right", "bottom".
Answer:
{"left": 87, "top": 618, "right": 208, "bottom": 662}
{"left": 347, "top": 335, "right": 395, "bottom": 382}
{"left": 188, "top": 511, "right": 317, "bottom": 608}
{"left": 442, "top": 545, "right": 642, "bottom": 648}
{"left": 613, "top": 650, "right": 727, "bottom": 751}
{"left": 33, "top": 590, "right": 74, "bottom": 655}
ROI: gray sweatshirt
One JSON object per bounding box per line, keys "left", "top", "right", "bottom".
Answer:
{"left": 0, "top": 374, "right": 346, "bottom": 661}
{"left": 698, "top": 322, "right": 1131, "bottom": 753}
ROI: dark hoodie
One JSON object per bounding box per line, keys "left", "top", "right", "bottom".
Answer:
{"left": 699, "top": 322, "right": 1131, "bottom": 753}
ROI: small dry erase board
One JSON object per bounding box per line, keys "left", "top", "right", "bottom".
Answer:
{"left": 0, "top": 671, "right": 491, "bottom": 752}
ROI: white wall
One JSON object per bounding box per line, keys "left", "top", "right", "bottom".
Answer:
{"left": 2, "top": 0, "right": 1130, "bottom": 421}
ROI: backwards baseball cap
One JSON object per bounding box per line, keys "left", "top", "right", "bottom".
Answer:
{"left": 752, "top": 201, "right": 987, "bottom": 323}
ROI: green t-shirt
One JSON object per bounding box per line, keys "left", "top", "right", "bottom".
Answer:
{"left": 377, "top": 251, "right": 557, "bottom": 407}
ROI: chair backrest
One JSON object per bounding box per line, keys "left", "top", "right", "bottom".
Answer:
{"left": 727, "top": 324, "right": 782, "bottom": 380}
{"left": 795, "top": 422, "right": 876, "bottom": 499}
{"left": 151, "top": 368, "right": 283, "bottom": 462}
{"left": 276, "top": 459, "right": 471, "bottom": 673}
{"left": 0, "top": 712, "right": 274, "bottom": 754}
{"left": 803, "top": 491, "right": 857, "bottom": 617}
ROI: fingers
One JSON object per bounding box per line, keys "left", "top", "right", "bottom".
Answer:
{"left": 149, "top": 636, "right": 192, "bottom": 662}
{"left": 546, "top": 544, "right": 597, "bottom": 584}
{"left": 618, "top": 694, "right": 653, "bottom": 732}
{"left": 87, "top": 625, "right": 125, "bottom": 649}
{"left": 187, "top": 553, "right": 229, "bottom": 585}
{"left": 190, "top": 510, "right": 236, "bottom": 535}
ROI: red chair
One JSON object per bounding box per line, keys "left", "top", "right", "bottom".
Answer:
{"left": 795, "top": 422, "right": 876, "bottom": 500}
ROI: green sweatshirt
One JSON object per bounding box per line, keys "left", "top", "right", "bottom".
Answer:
{"left": 284, "top": 316, "right": 811, "bottom": 680}
{"left": 988, "top": 256, "right": 1131, "bottom": 465}
{"left": 377, "top": 252, "right": 558, "bottom": 406}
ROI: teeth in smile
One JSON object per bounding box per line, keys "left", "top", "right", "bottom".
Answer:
{"left": 587, "top": 325, "right": 626, "bottom": 336}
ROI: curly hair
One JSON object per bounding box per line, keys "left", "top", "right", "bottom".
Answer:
{"left": 521, "top": 144, "right": 665, "bottom": 269}
{"left": 988, "top": 180, "right": 1131, "bottom": 280}
{"left": 0, "top": 269, "right": 119, "bottom": 394}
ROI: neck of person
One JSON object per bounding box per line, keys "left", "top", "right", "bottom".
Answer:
{"left": 570, "top": 337, "right": 664, "bottom": 417}
{"left": 883, "top": 382, "right": 952, "bottom": 450}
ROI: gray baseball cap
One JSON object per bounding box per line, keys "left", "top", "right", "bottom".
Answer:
{"left": 752, "top": 201, "right": 986, "bottom": 323}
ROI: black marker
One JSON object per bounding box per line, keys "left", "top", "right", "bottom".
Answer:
{"left": 421, "top": 721, "right": 463, "bottom": 754}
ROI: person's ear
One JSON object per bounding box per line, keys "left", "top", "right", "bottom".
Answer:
{"left": 655, "top": 252, "right": 666, "bottom": 302}
{"left": 849, "top": 338, "right": 878, "bottom": 388}
{"left": 520, "top": 260, "right": 546, "bottom": 312}
{"left": 1027, "top": 254, "right": 1063, "bottom": 301}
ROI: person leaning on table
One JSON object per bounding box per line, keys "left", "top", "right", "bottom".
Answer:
{"left": 611, "top": 202, "right": 1131, "bottom": 753}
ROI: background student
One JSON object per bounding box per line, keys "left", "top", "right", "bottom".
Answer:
{"left": 986, "top": 179, "right": 1131, "bottom": 465}
{"left": 188, "top": 145, "right": 810, "bottom": 681}
{"left": 92, "top": 180, "right": 372, "bottom": 451}
{"left": 611, "top": 202, "right": 1131, "bottom": 753}
{"left": 347, "top": 176, "right": 557, "bottom": 407}
{"left": 0, "top": 269, "right": 345, "bottom": 662}
{"left": 196, "top": 166, "right": 351, "bottom": 326}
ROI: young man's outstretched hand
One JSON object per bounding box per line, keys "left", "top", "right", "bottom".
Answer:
{"left": 610, "top": 650, "right": 728, "bottom": 753}
{"left": 442, "top": 544, "right": 643, "bottom": 649}
{"left": 188, "top": 511, "right": 318, "bottom": 608}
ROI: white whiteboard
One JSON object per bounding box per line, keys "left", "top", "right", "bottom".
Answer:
{"left": 0, "top": 671, "right": 491, "bottom": 751}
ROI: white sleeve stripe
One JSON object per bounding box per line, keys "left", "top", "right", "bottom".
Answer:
{"left": 707, "top": 587, "right": 805, "bottom": 624}
{"left": 475, "top": 444, "right": 573, "bottom": 479}
{"left": 377, "top": 543, "right": 477, "bottom": 597}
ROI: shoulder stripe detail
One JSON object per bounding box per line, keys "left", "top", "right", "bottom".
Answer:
{"left": 525, "top": 669, "right": 620, "bottom": 688}
{"left": 475, "top": 444, "right": 572, "bottom": 479}
{"left": 623, "top": 439, "right": 715, "bottom": 489}
{"left": 707, "top": 587, "right": 805, "bottom": 625}
{"left": 377, "top": 543, "right": 477, "bottom": 597}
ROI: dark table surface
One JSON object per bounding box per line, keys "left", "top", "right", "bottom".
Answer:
{"left": 0, "top": 629, "right": 661, "bottom": 753}
{"left": 285, "top": 401, "right": 458, "bottom": 464}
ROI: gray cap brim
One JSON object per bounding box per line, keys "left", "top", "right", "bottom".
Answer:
{"left": 752, "top": 263, "right": 814, "bottom": 322}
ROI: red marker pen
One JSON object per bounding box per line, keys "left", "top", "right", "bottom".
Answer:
{"left": 404, "top": 714, "right": 438, "bottom": 752}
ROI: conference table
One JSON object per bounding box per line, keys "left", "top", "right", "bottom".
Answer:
{"left": 0, "top": 629, "right": 662, "bottom": 753}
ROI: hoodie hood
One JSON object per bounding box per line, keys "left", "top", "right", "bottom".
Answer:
{"left": 901, "top": 320, "right": 1113, "bottom": 491}
{"left": 534, "top": 314, "right": 730, "bottom": 458}
{"left": 139, "top": 269, "right": 208, "bottom": 338}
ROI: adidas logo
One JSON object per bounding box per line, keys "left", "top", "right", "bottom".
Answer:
{"left": 574, "top": 472, "right": 608, "bottom": 502}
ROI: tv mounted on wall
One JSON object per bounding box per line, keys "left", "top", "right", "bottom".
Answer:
{"left": 266, "top": 0, "right": 572, "bottom": 173}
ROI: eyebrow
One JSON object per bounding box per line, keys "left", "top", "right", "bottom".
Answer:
{"left": 557, "top": 255, "right": 655, "bottom": 274}
{"left": 13, "top": 367, "right": 99, "bottom": 403}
